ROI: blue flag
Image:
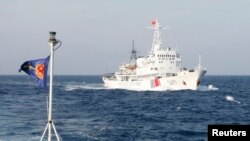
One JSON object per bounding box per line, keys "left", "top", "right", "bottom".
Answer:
{"left": 19, "top": 56, "right": 50, "bottom": 89}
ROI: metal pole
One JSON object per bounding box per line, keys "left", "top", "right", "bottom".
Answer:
{"left": 52, "top": 122, "right": 60, "bottom": 140}
{"left": 40, "top": 32, "right": 60, "bottom": 141}
{"left": 198, "top": 54, "right": 201, "bottom": 70}
{"left": 48, "top": 41, "right": 54, "bottom": 141}
{"left": 40, "top": 123, "right": 49, "bottom": 141}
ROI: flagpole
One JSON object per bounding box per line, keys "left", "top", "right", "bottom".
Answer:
{"left": 48, "top": 32, "right": 55, "bottom": 141}
{"left": 41, "top": 31, "right": 60, "bottom": 141}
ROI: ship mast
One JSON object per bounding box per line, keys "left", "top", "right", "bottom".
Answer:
{"left": 130, "top": 40, "right": 137, "bottom": 64}
{"left": 150, "top": 19, "right": 162, "bottom": 54}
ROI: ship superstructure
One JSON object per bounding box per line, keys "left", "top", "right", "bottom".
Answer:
{"left": 103, "top": 19, "right": 206, "bottom": 91}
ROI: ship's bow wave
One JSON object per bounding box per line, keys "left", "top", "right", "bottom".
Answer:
{"left": 65, "top": 83, "right": 109, "bottom": 91}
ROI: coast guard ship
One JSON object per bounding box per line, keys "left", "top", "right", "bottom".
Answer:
{"left": 103, "top": 19, "right": 206, "bottom": 91}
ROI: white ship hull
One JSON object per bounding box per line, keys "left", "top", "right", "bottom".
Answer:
{"left": 103, "top": 19, "right": 207, "bottom": 91}
{"left": 103, "top": 69, "right": 206, "bottom": 91}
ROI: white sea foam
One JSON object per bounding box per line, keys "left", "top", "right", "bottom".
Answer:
{"left": 65, "top": 83, "right": 165, "bottom": 91}
{"left": 176, "top": 107, "right": 181, "bottom": 111}
{"left": 225, "top": 95, "right": 241, "bottom": 104}
{"left": 197, "top": 85, "right": 219, "bottom": 91}
{"left": 65, "top": 83, "right": 219, "bottom": 92}
{"left": 65, "top": 83, "right": 110, "bottom": 91}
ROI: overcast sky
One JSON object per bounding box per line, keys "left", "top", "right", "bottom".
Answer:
{"left": 1, "top": 0, "right": 250, "bottom": 75}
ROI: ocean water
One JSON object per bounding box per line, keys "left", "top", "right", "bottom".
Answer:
{"left": 0, "top": 75, "right": 250, "bottom": 141}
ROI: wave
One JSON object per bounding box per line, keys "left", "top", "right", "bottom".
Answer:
{"left": 65, "top": 83, "right": 110, "bottom": 91}
{"left": 65, "top": 83, "right": 219, "bottom": 92}
{"left": 197, "top": 85, "right": 219, "bottom": 91}
{"left": 225, "top": 95, "right": 241, "bottom": 104}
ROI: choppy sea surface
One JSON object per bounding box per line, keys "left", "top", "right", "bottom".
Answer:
{"left": 0, "top": 75, "right": 250, "bottom": 141}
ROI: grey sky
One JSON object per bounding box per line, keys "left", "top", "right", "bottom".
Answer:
{"left": 1, "top": 0, "right": 249, "bottom": 75}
